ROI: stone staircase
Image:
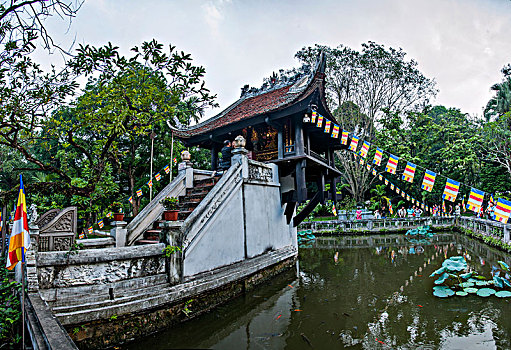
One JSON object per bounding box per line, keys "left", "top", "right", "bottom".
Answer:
{"left": 133, "top": 175, "right": 221, "bottom": 245}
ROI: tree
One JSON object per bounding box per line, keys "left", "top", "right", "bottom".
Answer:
{"left": 295, "top": 42, "right": 438, "bottom": 201}
{"left": 484, "top": 64, "right": 511, "bottom": 121}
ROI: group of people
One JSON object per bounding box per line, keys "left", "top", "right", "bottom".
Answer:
{"left": 396, "top": 206, "right": 423, "bottom": 218}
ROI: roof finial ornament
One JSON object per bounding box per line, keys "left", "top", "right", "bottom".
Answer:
{"left": 240, "top": 84, "right": 250, "bottom": 98}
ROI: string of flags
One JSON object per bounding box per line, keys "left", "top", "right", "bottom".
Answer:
{"left": 308, "top": 108, "right": 511, "bottom": 224}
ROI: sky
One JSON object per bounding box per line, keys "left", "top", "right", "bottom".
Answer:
{"left": 38, "top": 0, "right": 511, "bottom": 120}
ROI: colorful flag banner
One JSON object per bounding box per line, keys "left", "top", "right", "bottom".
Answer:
{"left": 88, "top": 226, "right": 93, "bottom": 234}
{"left": 493, "top": 198, "right": 511, "bottom": 224}
{"left": 462, "top": 197, "right": 466, "bottom": 213}
{"left": 406, "top": 194, "right": 410, "bottom": 201}
{"left": 379, "top": 174, "right": 383, "bottom": 181}
{"left": 466, "top": 188, "right": 484, "bottom": 213}
{"left": 147, "top": 179, "right": 153, "bottom": 188}
{"left": 372, "top": 169, "right": 377, "bottom": 176}
{"left": 396, "top": 187, "right": 400, "bottom": 194}
{"left": 421, "top": 203, "right": 425, "bottom": 210}
{"left": 386, "top": 198, "right": 393, "bottom": 215}
{"left": 136, "top": 188, "right": 143, "bottom": 197}
{"left": 316, "top": 114, "right": 324, "bottom": 128}
{"left": 164, "top": 165, "right": 170, "bottom": 174}
{"left": 98, "top": 220, "right": 104, "bottom": 229}
{"left": 155, "top": 172, "right": 161, "bottom": 181}
{"left": 402, "top": 162, "right": 417, "bottom": 183}
{"left": 390, "top": 183, "right": 395, "bottom": 190}
{"left": 421, "top": 170, "right": 436, "bottom": 192}
{"left": 311, "top": 110, "right": 317, "bottom": 123}
{"left": 385, "top": 154, "right": 399, "bottom": 174}
{"left": 324, "top": 120, "right": 331, "bottom": 133}
{"left": 332, "top": 203, "right": 337, "bottom": 217}
{"left": 442, "top": 200, "right": 446, "bottom": 213}
{"left": 79, "top": 233, "right": 85, "bottom": 239}
{"left": 106, "top": 212, "right": 113, "bottom": 218}
{"left": 366, "top": 164, "right": 371, "bottom": 171}
{"left": 0, "top": 211, "right": 2, "bottom": 231}
{"left": 341, "top": 131, "right": 349, "bottom": 145}
{"left": 359, "top": 158, "right": 364, "bottom": 165}
{"left": 373, "top": 148, "right": 383, "bottom": 166}
{"left": 173, "top": 158, "right": 177, "bottom": 165}
{"left": 6, "top": 175, "right": 31, "bottom": 270}
{"left": 443, "top": 178, "right": 460, "bottom": 202}
{"left": 359, "top": 141, "right": 371, "bottom": 158}
{"left": 331, "top": 124, "right": 339, "bottom": 138}
{"left": 349, "top": 135, "right": 359, "bottom": 152}
{"left": 401, "top": 192, "right": 405, "bottom": 198}
{"left": 384, "top": 178, "right": 388, "bottom": 185}
{"left": 128, "top": 196, "right": 133, "bottom": 204}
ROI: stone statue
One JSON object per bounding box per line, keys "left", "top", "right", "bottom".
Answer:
{"left": 28, "top": 203, "right": 39, "bottom": 225}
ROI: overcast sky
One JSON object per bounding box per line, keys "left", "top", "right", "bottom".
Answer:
{"left": 39, "top": 0, "right": 511, "bottom": 120}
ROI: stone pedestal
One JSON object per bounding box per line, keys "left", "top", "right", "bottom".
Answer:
{"left": 178, "top": 161, "right": 194, "bottom": 188}
{"left": 232, "top": 144, "right": 249, "bottom": 179}
{"left": 110, "top": 221, "right": 128, "bottom": 247}
{"left": 161, "top": 221, "right": 184, "bottom": 285}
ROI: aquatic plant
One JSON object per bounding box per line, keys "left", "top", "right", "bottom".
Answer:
{"left": 405, "top": 225, "right": 435, "bottom": 238}
{"left": 430, "top": 255, "right": 511, "bottom": 298}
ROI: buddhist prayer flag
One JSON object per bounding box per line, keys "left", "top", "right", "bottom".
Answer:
{"left": 390, "top": 183, "right": 395, "bottom": 190}
{"left": 128, "top": 196, "right": 133, "bottom": 204}
{"left": 359, "top": 158, "right": 364, "bottom": 165}
{"left": 173, "top": 158, "right": 177, "bottom": 165}
{"left": 401, "top": 192, "right": 405, "bottom": 198}
{"left": 462, "top": 197, "right": 466, "bottom": 212}
{"left": 155, "top": 172, "right": 161, "bottom": 181}
{"left": 324, "top": 120, "right": 331, "bottom": 133}
{"left": 359, "top": 141, "right": 371, "bottom": 158}
{"left": 332, "top": 203, "right": 337, "bottom": 217}
{"left": 421, "top": 203, "right": 425, "bottom": 210}
{"left": 443, "top": 178, "right": 460, "bottom": 202}
{"left": 379, "top": 174, "right": 383, "bottom": 181}
{"left": 402, "top": 162, "right": 416, "bottom": 183}
{"left": 396, "top": 187, "right": 400, "bottom": 194}
{"left": 493, "top": 198, "right": 511, "bottom": 224}
{"left": 341, "top": 130, "right": 349, "bottom": 145}
{"left": 79, "top": 233, "right": 85, "bottom": 239}
{"left": 311, "top": 110, "right": 317, "bottom": 123}
{"left": 373, "top": 148, "right": 383, "bottom": 166}
{"left": 421, "top": 170, "right": 436, "bottom": 192}
{"left": 385, "top": 154, "right": 399, "bottom": 174}
{"left": 331, "top": 124, "right": 339, "bottom": 138}
{"left": 386, "top": 198, "right": 393, "bottom": 215}
{"left": 88, "top": 226, "right": 93, "bottom": 234}
{"left": 372, "top": 169, "right": 377, "bottom": 176}
{"left": 366, "top": 164, "right": 371, "bottom": 171}
{"left": 136, "top": 188, "right": 143, "bottom": 197}
{"left": 147, "top": 179, "right": 153, "bottom": 188}
{"left": 442, "top": 200, "right": 446, "bottom": 213}
{"left": 466, "top": 188, "right": 484, "bottom": 213}
{"left": 349, "top": 135, "right": 359, "bottom": 152}
{"left": 0, "top": 211, "right": 2, "bottom": 231}
{"left": 98, "top": 220, "right": 104, "bottom": 229}
{"left": 316, "top": 114, "right": 324, "bottom": 128}
{"left": 164, "top": 165, "right": 170, "bottom": 174}
{"left": 6, "top": 175, "right": 31, "bottom": 270}
{"left": 384, "top": 178, "right": 388, "bottom": 184}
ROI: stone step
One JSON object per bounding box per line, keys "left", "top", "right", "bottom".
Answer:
{"left": 178, "top": 211, "right": 193, "bottom": 221}
{"left": 186, "top": 186, "right": 214, "bottom": 196}
{"left": 42, "top": 274, "right": 168, "bottom": 306}
{"left": 178, "top": 194, "right": 204, "bottom": 203}
{"left": 178, "top": 201, "right": 200, "bottom": 212}
{"left": 51, "top": 281, "right": 171, "bottom": 314}
{"left": 135, "top": 239, "right": 159, "bottom": 245}
{"left": 194, "top": 176, "right": 220, "bottom": 188}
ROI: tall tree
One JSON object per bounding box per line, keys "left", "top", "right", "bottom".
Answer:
{"left": 484, "top": 64, "right": 511, "bottom": 121}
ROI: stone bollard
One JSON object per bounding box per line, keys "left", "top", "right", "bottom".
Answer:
{"left": 178, "top": 150, "right": 194, "bottom": 189}
{"left": 110, "top": 220, "right": 128, "bottom": 247}
{"left": 161, "top": 221, "right": 183, "bottom": 285}
{"left": 231, "top": 135, "right": 249, "bottom": 178}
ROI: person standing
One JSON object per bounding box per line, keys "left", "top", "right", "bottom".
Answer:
{"left": 219, "top": 140, "right": 232, "bottom": 170}
{"left": 454, "top": 203, "right": 461, "bottom": 217}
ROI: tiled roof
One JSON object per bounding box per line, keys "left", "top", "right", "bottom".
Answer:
{"left": 173, "top": 83, "right": 302, "bottom": 138}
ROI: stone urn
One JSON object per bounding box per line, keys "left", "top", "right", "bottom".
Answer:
{"left": 232, "top": 135, "right": 246, "bottom": 149}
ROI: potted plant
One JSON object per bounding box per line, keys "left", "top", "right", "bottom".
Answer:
{"left": 110, "top": 202, "right": 124, "bottom": 221}
{"left": 161, "top": 197, "right": 179, "bottom": 221}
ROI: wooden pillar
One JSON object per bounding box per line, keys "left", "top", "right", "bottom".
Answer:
{"left": 295, "top": 159, "right": 307, "bottom": 202}
{"left": 317, "top": 171, "right": 325, "bottom": 204}
{"left": 277, "top": 128, "right": 284, "bottom": 159}
{"left": 330, "top": 177, "right": 338, "bottom": 204}
{"left": 306, "top": 130, "right": 311, "bottom": 155}
{"left": 295, "top": 118, "right": 304, "bottom": 156}
{"left": 211, "top": 144, "right": 219, "bottom": 171}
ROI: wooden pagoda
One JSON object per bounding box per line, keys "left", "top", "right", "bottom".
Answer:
{"left": 173, "top": 53, "right": 346, "bottom": 225}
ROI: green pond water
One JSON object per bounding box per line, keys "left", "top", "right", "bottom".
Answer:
{"left": 125, "top": 232, "right": 511, "bottom": 349}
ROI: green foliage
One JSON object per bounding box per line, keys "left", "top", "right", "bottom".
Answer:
{"left": 182, "top": 299, "right": 193, "bottom": 317}
{"left": 0, "top": 258, "right": 22, "bottom": 347}
{"left": 163, "top": 245, "right": 182, "bottom": 258}
{"left": 161, "top": 197, "right": 179, "bottom": 210}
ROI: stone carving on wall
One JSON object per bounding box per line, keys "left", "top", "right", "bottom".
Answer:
{"left": 248, "top": 164, "right": 273, "bottom": 182}
{"left": 37, "top": 207, "right": 77, "bottom": 252}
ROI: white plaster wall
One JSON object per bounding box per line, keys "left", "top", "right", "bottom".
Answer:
{"left": 183, "top": 189, "right": 245, "bottom": 277}
{"left": 244, "top": 183, "right": 295, "bottom": 258}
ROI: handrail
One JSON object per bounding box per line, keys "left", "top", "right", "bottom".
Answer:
{"left": 182, "top": 162, "right": 243, "bottom": 254}
{"left": 127, "top": 172, "right": 185, "bottom": 245}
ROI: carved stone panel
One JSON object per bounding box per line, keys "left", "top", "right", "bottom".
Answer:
{"left": 38, "top": 207, "right": 77, "bottom": 252}
{"left": 248, "top": 164, "right": 273, "bottom": 182}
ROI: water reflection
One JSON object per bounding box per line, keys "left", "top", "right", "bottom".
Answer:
{"left": 126, "top": 232, "right": 511, "bottom": 349}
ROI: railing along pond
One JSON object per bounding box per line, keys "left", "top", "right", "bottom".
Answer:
{"left": 299, "top": 215, "right": 511, "bottom": 244}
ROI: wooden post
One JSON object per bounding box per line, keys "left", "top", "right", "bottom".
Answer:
{"left": 295, "top": 118, "right": 304, "bottom": 156}
{"left": 318, "top": 171, "right": 325, "bottom": 204}
{"left": 277, "top": 128, "right": 284, "bottom": 159}
{"left": 211, "top": 144, "right": 218, "bottom": 171}
{"left": 295, "top": 159, "right": 307, "bottom": 202}
{"left": 330, "top": 177, "right": 337, "bottom": 204}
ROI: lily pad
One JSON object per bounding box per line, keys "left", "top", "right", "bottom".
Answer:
{"left": 476, "top": 280, "right": 489, "bottom": 286}
{"left": 434, "top": 272, "right": 450, "bottom": 285}
{"left": 460, "top": 272, "right": 472, "bottom": 280}
{"left": 476, "top": 288, "right": 496, "bottom": 297}
{"left": 464, "top": 287, "right": 478, "bottom": 294}
{"left": 433, "top": 287, "right": 455, "bottom": 298}
{"left": 456, "top": 291, "right": 468, "bottom": 296}
{"left": 430, "top": 266, "right": 446, "bottom": 277}
{"left": 459, "top": 282, "right": 474, "bottom": 288}
{"left": 495, "top": 291, "right": 511, "bottom": 298}
{"left": 493, "top": 276, "right": 504, "bottom": 288}
{"left": 497, "top": 261, "right": 510, "bottom": 272}
{"left": 442, "top": 257, "right": 467, "bottom": 272}
{"left": 468, "top": 278, "right": 479, "bottom": 283}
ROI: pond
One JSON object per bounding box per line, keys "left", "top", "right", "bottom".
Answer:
{"left": 125, "top": 232, "right": 511, "bottom": 349}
